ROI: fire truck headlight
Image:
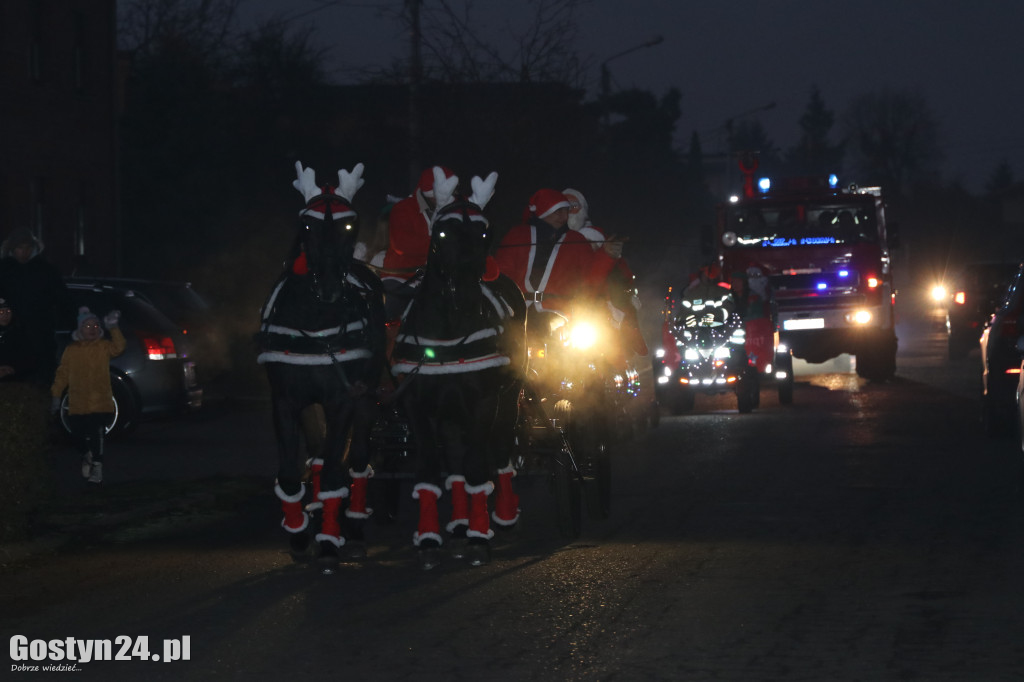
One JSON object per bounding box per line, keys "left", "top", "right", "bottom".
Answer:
{"left": 846, "top": 310, "right": 873, "bottom": 325}
{"left": 684, "top": 348, "right": 700, "bottom": 361}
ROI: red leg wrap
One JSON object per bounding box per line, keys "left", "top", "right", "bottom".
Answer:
{"left": 307, "top": 458, "right": 324, "bottom": 510}
{"left": 413, "top": 483, "right": 443, "bottom": 546}
{"left": 445, "top": 475, "right": 469, "bottom": 533}
{"left": 318, "top": 494, "right": 344, "bottom": 544}
{"left": 466, "top": 482, "right": 494, "bottom": 540}
{"left": 492, "top": 465, "right": 520, "bottom": 527}
{"left": 346, "top": 466, "right": 373, "bottom": 519}
{"left": 275, "top": 482, "right": 308, "bottom": 533}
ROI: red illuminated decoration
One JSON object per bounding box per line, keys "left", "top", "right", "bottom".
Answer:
{"left": 737, "top": 153, "right": 759, "bottom": 198}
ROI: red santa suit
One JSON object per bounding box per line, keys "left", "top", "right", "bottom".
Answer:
{"left": 380, "top": 166, "right": 455, "bottom": 283}
{"left": 494, "top": 189, "right": 615, "bottom": 315}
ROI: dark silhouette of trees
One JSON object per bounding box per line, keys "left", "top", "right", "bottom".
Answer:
{"left": 841, "top": 88, "right": 942, "bottom": 197}
{"left": 786, "top": 85, "right": 845, "bottom": 177}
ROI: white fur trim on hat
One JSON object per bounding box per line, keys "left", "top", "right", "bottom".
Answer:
{"left": 536, "top": 200, "right": 570, "bottom": 219}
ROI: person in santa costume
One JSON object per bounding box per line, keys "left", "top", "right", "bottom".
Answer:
{"left": 494, "top": 188, "right": 619, "bottom": 320}
{"left": 380, "top": 166, "right": 455, "bottom": 283}
{"left": 562, "top": 188, "right": 648, "bottom": 358}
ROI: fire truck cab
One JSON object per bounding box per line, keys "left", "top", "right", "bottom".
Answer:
{"left": 715, "top": 173, "right": 898, "bottom": 382}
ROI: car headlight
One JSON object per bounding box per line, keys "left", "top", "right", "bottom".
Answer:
{"left": 930, "top": 284, "right": 947, "bottom": 302}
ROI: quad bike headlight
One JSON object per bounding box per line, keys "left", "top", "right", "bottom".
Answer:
{"left": 567, "top": 320, "right": 600, "bottom": 350}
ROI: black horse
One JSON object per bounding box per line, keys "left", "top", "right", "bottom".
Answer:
{"left": 257, "top": 161, "right": 386, "bottom": 570}
{"left": 390, "top": 168, "right": 526, "bottom": 569}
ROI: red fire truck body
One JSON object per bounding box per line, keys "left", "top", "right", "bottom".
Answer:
{"left": 715, "top": 175, "right": 898, "bottom": 381}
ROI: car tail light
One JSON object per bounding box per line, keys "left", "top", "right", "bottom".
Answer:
{"left": 866, "top": 275, "right": 880, "bottom": 289}
{"left": 953, "top": 291, "right": 966, "bottom": 305}
{"left": 140, "top": 334, "right": 177, "bottom": 360}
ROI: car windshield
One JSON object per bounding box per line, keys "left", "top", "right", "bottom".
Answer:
{"left": 726, "top": 202, "right": 878, "bottom": 248}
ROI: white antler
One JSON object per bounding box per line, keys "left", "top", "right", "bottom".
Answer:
{"left": 432, "top": 166, "right": 459, "bottom": 211}
{"left": 469, "top": 172, "right": 498, "bottom": 209}
{"left": 335, "top": 163, "right": 366, "bottom": 202}
{"left": 293, "top": 161, "right": 321, "bottom": 203}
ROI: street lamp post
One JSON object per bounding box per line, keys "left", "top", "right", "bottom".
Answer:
{"left": 600, "top": 35, "right": 664, "bottom": 128}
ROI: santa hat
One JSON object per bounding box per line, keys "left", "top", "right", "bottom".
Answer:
{"left": 417, "top": 166, "right": 455, "bottom": 198}
{"left": 528, "top": 189, "right": 571, "bottom": 219}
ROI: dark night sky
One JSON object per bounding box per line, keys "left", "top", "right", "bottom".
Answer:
{"left": 239, "top": 0, "right": 1024, "bottom": 193}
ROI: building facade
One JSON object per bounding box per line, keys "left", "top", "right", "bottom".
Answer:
{"left": 0, "top": 0, "right": 119, "bottom": 275}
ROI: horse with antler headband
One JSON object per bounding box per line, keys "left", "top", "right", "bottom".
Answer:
{"left": 390, "top": 167, "right": 527, "bottom": 569}
{"left": 256, "top": 161, "right": 387, "bottom": 572}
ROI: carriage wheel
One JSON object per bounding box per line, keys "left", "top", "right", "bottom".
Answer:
{"left": 574, "top": 411, "right": 611, "bottom": 520}
{"left": 553, "top": 447, "right": 583, "bottom": 540}
{"left": 551, "top": 399, "right": 583, "bottom": 540}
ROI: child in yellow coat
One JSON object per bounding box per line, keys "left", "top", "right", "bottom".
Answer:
{"left": 51, "top": 307, "right": 126, "bottom": 483}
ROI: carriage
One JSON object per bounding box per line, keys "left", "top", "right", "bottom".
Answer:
{"left": 259, "top": 161, "right": 654, "bottom": 572}
{"left": 370, "top": 301, "right": 654, "bottom": 541}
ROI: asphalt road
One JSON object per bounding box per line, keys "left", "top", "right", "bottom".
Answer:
{"left": 2, "top": 299, "right": 1023, "bottom": 681}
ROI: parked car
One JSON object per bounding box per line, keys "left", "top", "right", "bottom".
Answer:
{"left": 946, "top": 261, "right": 1021, "bottom": 359}
{"left": 979, "top": 261, "right": 1024, "bottom": 436}
{"left": 56, "top": 282, "right": 203, "bottom": 436}
{"left": 1015, "top": 347, "right": 1024, "bottom": 454}
{"left": 65, "top": 277, "right": 228, "bottom": 382}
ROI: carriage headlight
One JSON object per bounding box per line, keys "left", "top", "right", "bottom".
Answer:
{"left": 684, "top": 348, "right": 700, "bottom": 361}
{"left": 567, "top": 320, "right": 600, "bottom": 350}
{"left": 713, "top": 346, "right": 731, "bottom": 359}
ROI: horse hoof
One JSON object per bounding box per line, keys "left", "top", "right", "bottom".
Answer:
{"left": 317, "top": 540, "right": 341, "bottom": 573}
{"left": 465, "top": 539, "right": 491, "bottom": 567}
{"left": 448, "top": 538, "right": 467, "bottom": 560}
{"left": 418, "top": 546, "right": 442, "bottom": 571}
{"left": 288, "top": 532, "right": 312, "bottom": 562}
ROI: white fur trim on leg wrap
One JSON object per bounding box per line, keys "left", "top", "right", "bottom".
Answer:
{"left": 413, "top": 531, "right": 443, "bottom": 547}
{"left": 316, "top": 533, "right": 345, "bottom": 547}
{"left": 346, "top": 508, "right": 373, "bottom": 519}
{"left": 412, "top": 482, "right": 443, "bottom": 499}
{"left": 281, "top": 513, "right": 309, "bottom": 533}
{"left": 496, "top": 463, "right": 516, "bottom": 476}
{"left": 349, "top": 465, "right": 374, "bottom": 479}
{"left": 318, "top": 487, "right": 349, "bottom": 501}
{"left": 491, "top": 509, "right": 520, "bottom": 526}
{"left": 446, "top": 519, "right": 469, "bottom": 533}
{"left": 466, "top": 528, "right": 495, "bottom": 540}
{"left": 274, "top": 481, "right": 306, "bottom": 503}
{"left": 464, "top": 481, "right": 494, "bottom": 496}
{"left": 444, "top": 474, "right": 466, "bottom": 490}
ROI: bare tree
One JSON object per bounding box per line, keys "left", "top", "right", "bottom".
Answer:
{"left": 842, "top": 88, "right": 942, "bottom": 197}
{"left": 119, "top": 0, "right": 241, "bottom": 64}
{"left": 379, "top": 0, "right": 589, "bottom": 86}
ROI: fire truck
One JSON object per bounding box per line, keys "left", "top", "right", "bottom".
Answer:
{"left": 714, "top": 167, "right": 898, "bottom": 382}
